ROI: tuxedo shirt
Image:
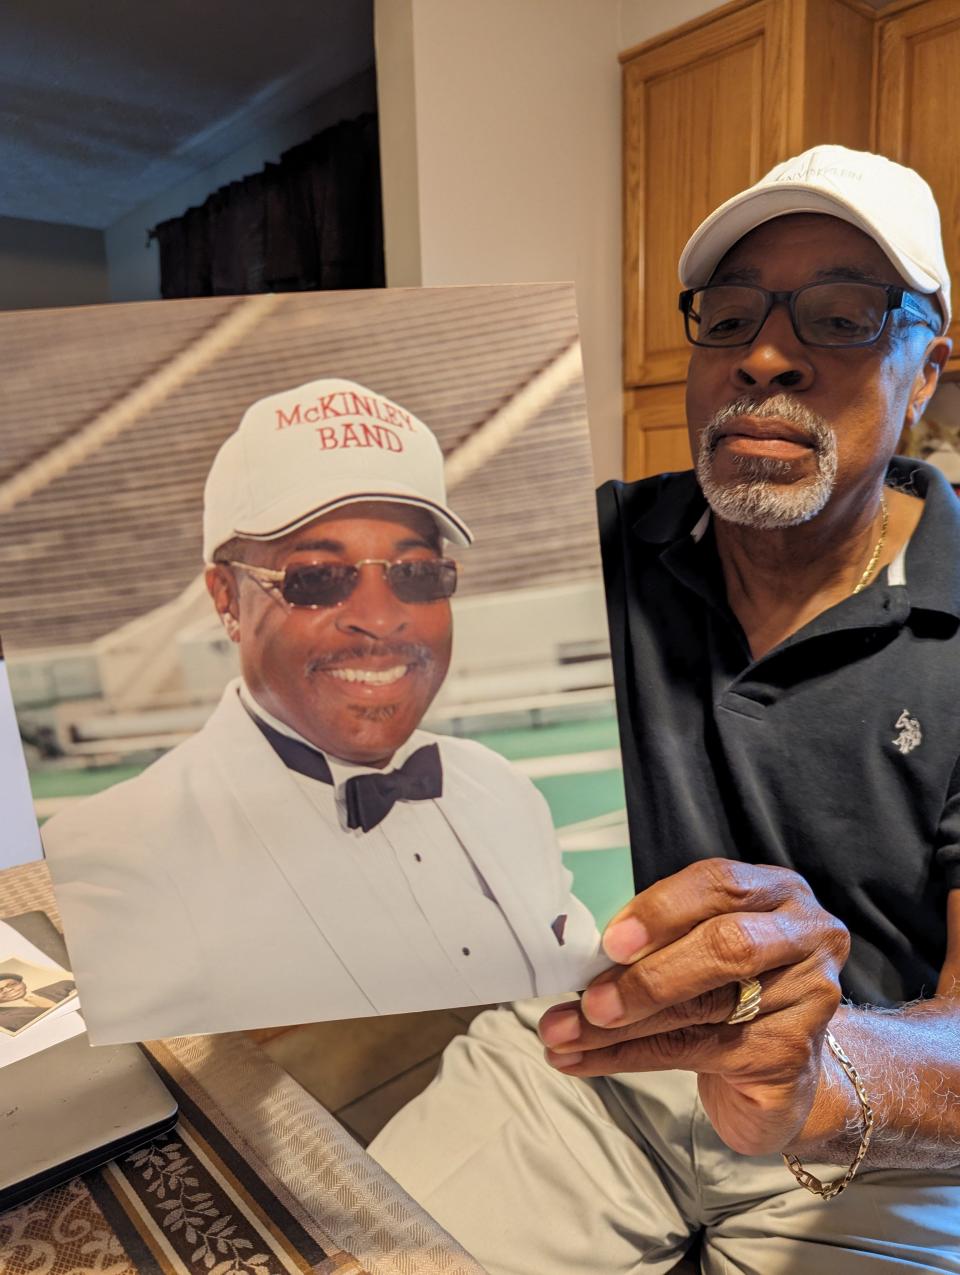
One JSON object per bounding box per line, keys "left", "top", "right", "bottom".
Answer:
{"left": 238, "top": 684, "right": 538, "bottom": 1003}
{"left": 43, "top": 679, "right": 604, "bottom": 1043}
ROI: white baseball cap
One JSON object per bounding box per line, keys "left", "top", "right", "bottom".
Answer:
{"left": 203, "top": 377, "right": 474, "bottom": 562}
{"left": 679, "top": 145, "right": 951, "bottom": 332}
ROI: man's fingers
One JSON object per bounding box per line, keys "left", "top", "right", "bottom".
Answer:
{"left": 602, "top": 859, "right": 812, "bottom": 964}
{"left": 543, "top": 1019, "right": 760, "bottom": 1077}
{"left": 543, "top": 1008, "right": 824, "bottom": 1085}
{"left": 583, "top": 910, "right": 822, "bottom": 1029}
{"left": 539, "top": 963, "right": 814, "bottom": 1054}
{"left": 539, "top": 983, "right": 740, "bottom": 1052}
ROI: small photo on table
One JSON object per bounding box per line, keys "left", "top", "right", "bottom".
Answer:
{"left": 0, "top": 955, "right": 77, "bottom": 1038}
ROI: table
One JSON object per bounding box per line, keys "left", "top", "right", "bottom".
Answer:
{"left": 0, "top": 861, "right": 486, "bottom": 1275}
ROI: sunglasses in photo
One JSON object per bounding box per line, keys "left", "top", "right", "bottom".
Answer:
{"left": 228, "top": 557, "right": 459, "bottom": 608}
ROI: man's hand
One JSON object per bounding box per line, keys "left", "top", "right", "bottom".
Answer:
{"left": 538, "top": 859, "right": 850, "bottom": 1156}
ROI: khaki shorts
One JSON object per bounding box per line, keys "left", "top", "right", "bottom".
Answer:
{"left": 369, "top": 1000, "right": 960, "bottom": 1275}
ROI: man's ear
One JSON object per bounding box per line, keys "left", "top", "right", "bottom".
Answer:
{"left": 905, "top": 336, "right": 952, "bottom": 430}
{"left": 205, "top": 564, "right": 241, "bottom": 642}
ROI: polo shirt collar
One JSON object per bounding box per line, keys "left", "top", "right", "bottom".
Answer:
{"left": 630, "top": 472, "right": 705, "bottom": 544}
{"left": 890, "top": 456, "right": 960, "bottom": 618}
{"left": 634, "top": 458, "right": 960, "bottom": 621}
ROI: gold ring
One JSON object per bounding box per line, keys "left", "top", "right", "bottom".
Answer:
{"left": 726, "top": 976, "right": 762, "bottom": 1025}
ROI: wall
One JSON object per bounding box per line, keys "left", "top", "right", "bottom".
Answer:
{"left": 376, "top": 0, "right": 623, "bottom": 482}
{"left": 619, "top": 0, "right": 726, "bottom": 51}
{"left": 104, "top": 65, "right": 378, "bottom": 303}
{"left": 375, "top": 0, "right": 725, "bottom": 482}
{"left": 0, "top": 216, "right": 108, "bottom": 310}
{"left": 375, "top": 0, "right": 422, "bottom": 287}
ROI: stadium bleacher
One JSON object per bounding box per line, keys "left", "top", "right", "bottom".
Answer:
{"left": 0, "top": 285, "right": 601, "bottom": 654}
{"left": 2, "top": 283, "right": 632, "bottom": 926}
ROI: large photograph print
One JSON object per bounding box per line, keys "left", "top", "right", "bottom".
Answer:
{"left": 0, "top": 638, "right": 43, "bottom": 872}
{"left": 1, "top": 284, "right": 631, "bottom": 1044}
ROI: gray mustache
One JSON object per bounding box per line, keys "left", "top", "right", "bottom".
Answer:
{"left": 703, "top": 394, "right": 833, "bottom": 452}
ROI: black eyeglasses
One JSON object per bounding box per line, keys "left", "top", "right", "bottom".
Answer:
{"left": 678, "top": 281, "right": 935, "bottom": 349}
{"left": 229, "top": 558, "right": 458, "bottom": 608}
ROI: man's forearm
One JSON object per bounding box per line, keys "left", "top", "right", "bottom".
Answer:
{"left": 790, "top": 996, "right": 960, "bottom": 1170}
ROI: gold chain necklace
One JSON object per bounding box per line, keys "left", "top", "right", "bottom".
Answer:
{"left": 851, "top": 495, "right": 888, "bottom": 595}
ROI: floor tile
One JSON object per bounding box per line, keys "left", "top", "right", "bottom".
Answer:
{"left": 259, "top": 1007, "right": 470, "bottom": 1111}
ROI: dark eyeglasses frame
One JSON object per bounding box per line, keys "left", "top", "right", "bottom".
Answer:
{"left": 228, "top": 557, "right": 459, "bottom": 608}
{"left": 678, "top": 281, "right": 936, "bottom": 349}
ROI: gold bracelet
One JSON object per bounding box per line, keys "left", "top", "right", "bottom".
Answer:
{"left": 782, "top": 1028, "right": 875, "bottom": 1200}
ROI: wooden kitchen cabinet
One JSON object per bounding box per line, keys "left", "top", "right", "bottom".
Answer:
{"left": 622, "top": 0, "right": 882, "bottom": 479}
{"left": 623, "top": 384, "right": 690, "bottom": 482}
{"left": 623, "top": 3, "right": 781, "bottom": 393}
{"left": 622, "top": 0, "right": 874, "bottom": 395}
{"left": 875, "top": 0, "right": 960, "bottom": 357}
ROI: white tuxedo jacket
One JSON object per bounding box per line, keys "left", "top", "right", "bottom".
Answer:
{"left": 43, "top": 682, "right": 606, "bottom": 1043}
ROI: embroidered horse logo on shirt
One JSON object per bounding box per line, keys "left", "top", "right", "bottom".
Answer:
{"left": 892, "top": 709, "right": 922, "bottom": 755}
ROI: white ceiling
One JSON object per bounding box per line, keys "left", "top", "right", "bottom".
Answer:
{"left": 0, "top": 0, "right": 374, "bottom": 230}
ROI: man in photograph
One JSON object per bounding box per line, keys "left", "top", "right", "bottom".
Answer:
{"left": 370, "top": 148, "right": 960, "bottom": 1271}
{"left": 41, "top": 377, "right": 603, "bottom": 1044}
{"left": 0, "top": 969, "right": 75, "bottom": 1035}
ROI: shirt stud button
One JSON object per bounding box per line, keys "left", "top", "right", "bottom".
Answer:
{"left": 414, "top": 853, "right": 422, "bottom": 862}
{"left": 462, "top": 947, "right": 471, "bottom": 956}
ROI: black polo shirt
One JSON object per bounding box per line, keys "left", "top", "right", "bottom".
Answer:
{"left": 598, "top": 457, "right": 960, "bottom": 1008}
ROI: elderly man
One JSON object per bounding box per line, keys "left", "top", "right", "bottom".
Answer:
{"left": 370, "top": 147, "right": 960, "bottom": 1271}
{"left": 41, "top": 377, "right": 602, "bottom": 1045}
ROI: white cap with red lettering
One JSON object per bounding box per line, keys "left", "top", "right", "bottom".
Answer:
{"left": 202, "top": 377, "right": 474, "bottom": 561}
{"left": 679, "top": 144, "right": 952, "bottom": 332}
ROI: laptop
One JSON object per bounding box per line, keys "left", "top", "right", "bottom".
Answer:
{"left": 0, "top": 911, "right": 178, "bottom": 1211}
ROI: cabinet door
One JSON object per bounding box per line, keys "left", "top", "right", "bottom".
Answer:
{"left": 876, "top": 0, "right": 960, "bottom": 358}
{"left": 622, "top": 0, "right": 790, "bottom": 389}
{"left": 624, "top": 385, "right": 690, "bottom": 481}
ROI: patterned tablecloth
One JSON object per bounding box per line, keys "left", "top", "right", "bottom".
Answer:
{"left": 0, "top": 861, "right": 487, "bottom": 1275}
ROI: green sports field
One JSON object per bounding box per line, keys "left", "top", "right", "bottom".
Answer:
{"left": 30, "top": 713, "right": 634, "bottom": 929}
{"left": 468, "top": 715, "right": 632, "bottom": 927}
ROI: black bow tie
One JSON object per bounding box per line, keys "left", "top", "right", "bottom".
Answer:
{"left": 246, "top": 705, "right": 443, "bottom": 832}
{"left": 343, "top": 745, "right": 443, "bottom": 832}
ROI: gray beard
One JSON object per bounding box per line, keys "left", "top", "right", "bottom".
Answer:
{"left": 695, "top": 394, "right": 839, "bottom": 530}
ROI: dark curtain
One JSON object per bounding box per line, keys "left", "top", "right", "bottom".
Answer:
{"left": 152, "top": 113, "right": 384, "bottom": 299}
